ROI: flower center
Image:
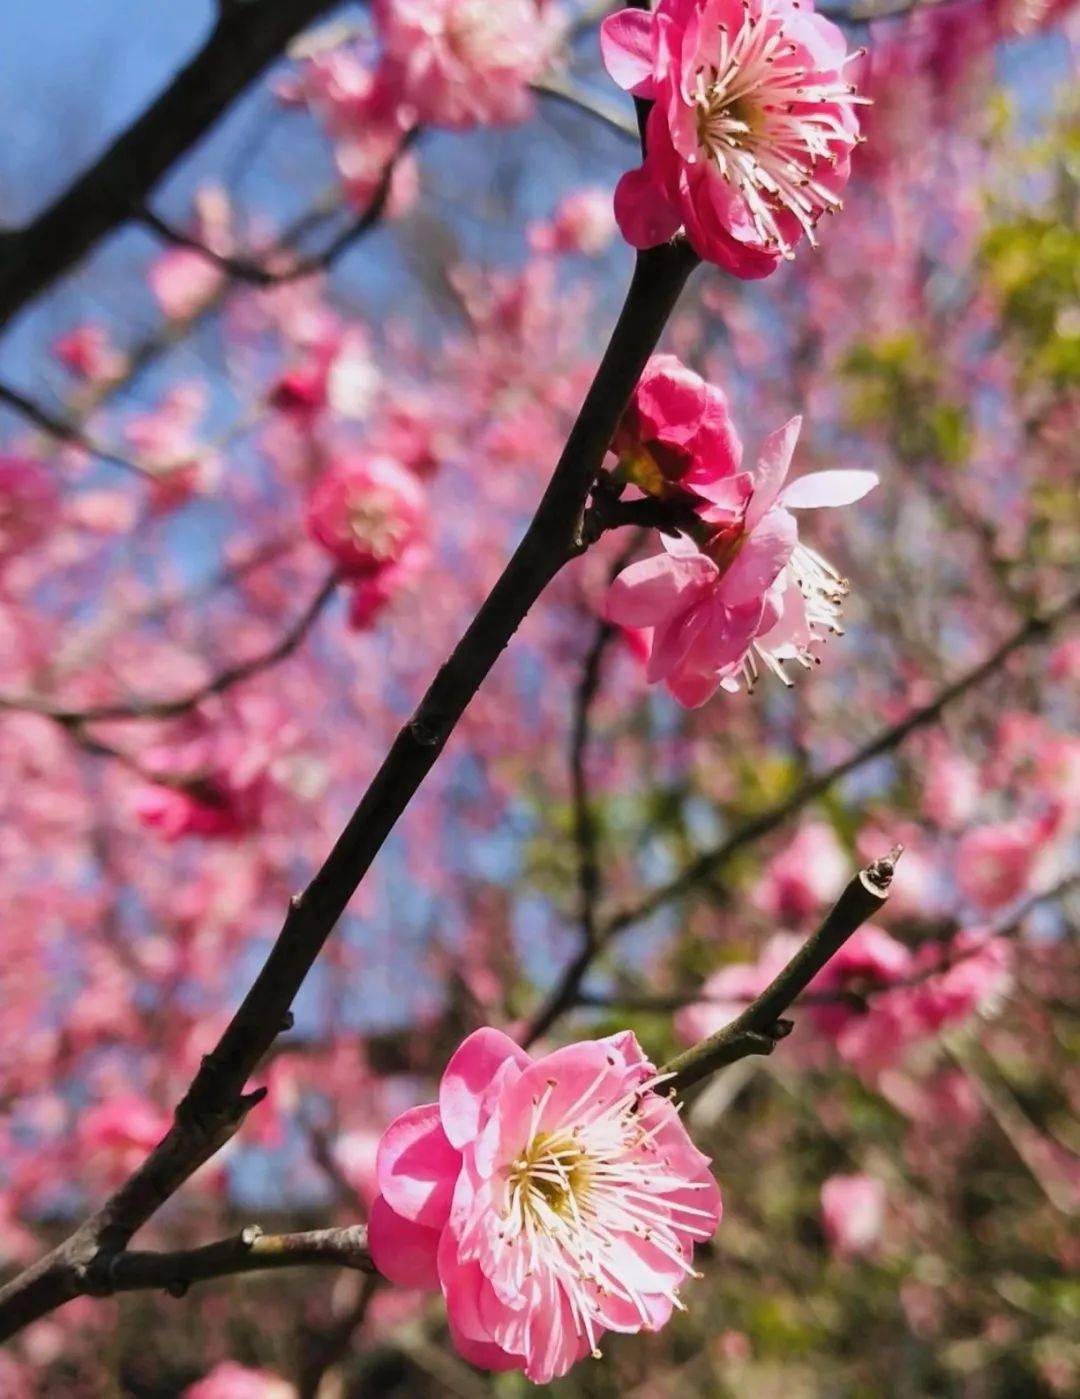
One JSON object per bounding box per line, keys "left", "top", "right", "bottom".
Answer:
{"left": 494, "top": 1074, "right": 716, "bottom": 1355}
{"left": 346, "top": 492, "right": 407, "bottom": 561}
{"left": 692, "top": 6, "right": 866, "bottom": 256}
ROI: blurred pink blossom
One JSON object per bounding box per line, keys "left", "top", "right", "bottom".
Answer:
{"left": 820, "top": 1173, "right": 885, "bottom": 1258}
{"left": 307, "top": 452, "right": 428, "bottom": 576}
{"left": 529, "top": 187, "right": 617, "bottom": 256}
{"left": 753, "top": 821, "right": 848, "bottom": 924}
{"left": 0, "top": 456, "right": 59, "bottom": 563}
{"left": 182, "top": 1361, "right": 295, "bottom": 1399}
{"left": 373, "top": 0, "right": 563, "bottom": 130}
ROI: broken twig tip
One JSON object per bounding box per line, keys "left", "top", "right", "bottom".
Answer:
{"left": 860, "top": 842, "right": 904, "bottom": 897}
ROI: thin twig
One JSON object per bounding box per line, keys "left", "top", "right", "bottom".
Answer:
{"left": 0, "top": 571, "right": 340, "bottom": 725}
{"left": 0, "top": 382, "right": 154, "bottom": 478}
{"left": 661, "top": 851, "right": 900, "bottom": 1092}
{"left": 93, "top": 1225, "right": 373, "bottom": 1298}
{"left": 0, "top": 0, "right": 339, "bottom": 330}
{"left": 137, "top": 128, "right": 419, "bottom": 288}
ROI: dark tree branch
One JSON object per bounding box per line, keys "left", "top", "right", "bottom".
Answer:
{"left": 0, "top": 571, "right": 340, "bottom": 725}
{"left": 0, "top": 0, "right": 339, "bottom": 331}
{"left": 661, "top": 851, "right": 900, "bottom": 1092}
{"left": 90, "top": 1225, "right": 372, "bottom": 1299}
{"left": 0, "top": 382, "right": 153, "bottom": 478}
{"left": 0, "top": 238, "right": 699, "bottom": 1341}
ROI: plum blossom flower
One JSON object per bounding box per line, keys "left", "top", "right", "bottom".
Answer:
{"left": 306, "top": 453, "right": 428, "bottom": 577}
{"left": 52, "top": 323, "right": 126, "bottom": 383}
{"left": 368, "top": 1028, "right": 721, "bottom": 1383}
{"left": 605, "top": 415, "right": 877, "bottom": 706}
{"left": 601, "top": 0, "right": 866, "bottom": 275}
{"left": 955, "top": 810, "right": 1061, "bottom": 912}
{"left": 0, "top": 456, "right": 58, "bottom": 564}
{"left": 79, "top": 1095, "right": 172, "bottom": 1184}
{"left": 820, "top": 1173, "right": 885, "bottom": 1258}
{"left": 147, "top": 186, "right": 231, "bottom": 321}
{"left": 675, "top": 933, "right": 800, "bottom": 1044}
{"left": 752, "top": 820, "right": 848, "bottom": 923}
{"left": 373, "top": 0, "right": 563, "bottom": 130}
{"left": 181, "top": 1362, "right": 295, "bottom": 1399}
{"left": 529, "top": 187, "right": 618, "bottom": 256}
{"left": 611, "top": 352, "right": 742, "bottom": 500}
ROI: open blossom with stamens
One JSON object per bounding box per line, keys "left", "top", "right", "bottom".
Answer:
{"left": 605, "top": 415, "right": 876, "bottom": 706}
{"left": 374, "top": 0, "right": 564, "bottom": 130}
{"left": 306, "top": 453, "right": 428, "bottom": 577}
{"left": 601, "top": 0, "right": 866, "bottom": 275}
{"left": 368, "top": 1028, "right": 721, "bottom": 1383}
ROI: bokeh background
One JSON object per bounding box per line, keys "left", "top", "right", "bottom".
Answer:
{"left": 0, "top": 1, "right": 1077, "bottom": 1394}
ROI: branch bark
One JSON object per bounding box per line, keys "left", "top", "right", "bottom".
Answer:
{"left": 0, "top": 0, "right": 338, "bottom": 332}
{"left": 0, "top": 239, "right": 698, "bottom": 1341}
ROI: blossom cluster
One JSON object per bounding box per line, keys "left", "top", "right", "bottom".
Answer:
{"left": 604, "top": 354, "right": 877, "bottom": 705}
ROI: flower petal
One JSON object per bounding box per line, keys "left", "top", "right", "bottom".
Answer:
{"left": 720, "top": 508, "right": 798, "bottom": 606}
{"left": 746, "top": 417, "right": 802, "bottom": 528}
{"left": 367, "top": 1193, "right": 441, "bottom": 1290}
{"left": 780, "top": 469, "right": 878, "bottom": 510}
{"left": 606, "top": 550, "right": 717, "bottom": 628}
{"left": 439, "top": 1027, "right": 531, "bottom": 1150}
{"left": 376, "top": 1102, "right": 460, "bottom": 1227}
{"left": 599, "top": 9, "right": 656, "bottom": 95}
{"left": 613, "top": 161, "right": 683, "bottom": 250}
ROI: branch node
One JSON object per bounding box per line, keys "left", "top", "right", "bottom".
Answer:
{"left": 240, "top": 1224, "right": 264, "bottom": 1248}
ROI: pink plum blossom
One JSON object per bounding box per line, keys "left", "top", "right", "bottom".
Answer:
{"left": 373, "top": 0, "right": 563, "bottom": 130}
{"left": 752, "top": 820, "right": 848, "bottom": 924}
{"left": 0, "top": 456, "right": 59, "bottom": 564}
{"left": 605, "top": 415, "right": 877, "bottom": 705}
{"left": 147, "top": 187, "right": 231, "bottom": 320}
{"left": 79, "top": 1095, "right": 172, "bottom": 1182}
{"left": 181, "top": 1362, "right": 295, "bottom": 1399}
{"left": 675, "top": 933, "right": 800, "bottom": 1044}
{"left": 52, "top": 323, "right": 126, "bottom": 383}
{"left": 601, "top": 0, "right": 865, "bottom": 274}
{"left": 368, "top": 1027, "right": 721, "bottom": 1383}
{"left": 955, "top": 810, "right": 1062, "bottom": 912}
{"left": 908, "top": 931, "right": 1013, "bottom": 1032}
{"left": 529, "top": 187, "right": 618, "bottom": 256}
{"left": 820, "top": 1173, "right": 886, "bottom": 1258}
{"left": 611, "top": 352, "right": 742, "bottom": 500}
{"left": 306, "top": 452, "right": 428, "bottom": 578}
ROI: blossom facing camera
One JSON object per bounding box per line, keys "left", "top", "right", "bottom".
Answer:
{"left": 601, "top": 0, "right": 866, "bottom": 275}
{"left": 306, "top": 453, "right": 428, "bottom": 578}
{"left": 368, "top": 1028, "right": 721, "bottom": 1383}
